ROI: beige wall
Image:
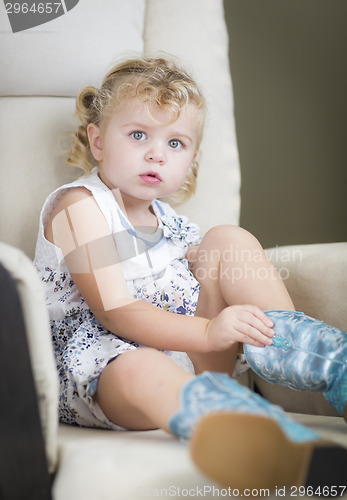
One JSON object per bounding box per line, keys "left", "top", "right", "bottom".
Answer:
{"left": 223, "top": 0, "right": 347, "bottom": 248}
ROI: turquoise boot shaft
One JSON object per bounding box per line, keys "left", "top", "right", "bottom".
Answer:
{"left": 243, "top": 310, "right": 347, "bottom": 417}
{"left": 168, "top": 371, "right": 319, "bottom": 442}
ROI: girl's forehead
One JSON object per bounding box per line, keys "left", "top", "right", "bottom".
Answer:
{"left": 114, "top": 97, "right": 199, "bottom": 129}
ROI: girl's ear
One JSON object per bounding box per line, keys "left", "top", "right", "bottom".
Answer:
{"left": 87, "top": 123, "right": 103, "bottom": 162}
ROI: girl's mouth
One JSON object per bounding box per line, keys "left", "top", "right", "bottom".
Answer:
{"left": 139, "top": 172, "right": 162, "bottom": 185}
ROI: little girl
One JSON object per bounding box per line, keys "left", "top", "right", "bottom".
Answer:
{"left": 34, "top": 57, "right": 346, "bottom": 492}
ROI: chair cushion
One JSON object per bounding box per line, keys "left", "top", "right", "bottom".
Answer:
{"left": 53, "top": 426, "right": 216, "bottom": 499}
{"left": 53, "top": 415, "right": 347, "bottom": 499}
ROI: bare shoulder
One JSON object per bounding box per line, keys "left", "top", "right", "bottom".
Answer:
{"left": 45, "top": 186, "right": 102, "bottom": 244}
{"left": 54, "top": 186, "right": 93, "bottom": 212}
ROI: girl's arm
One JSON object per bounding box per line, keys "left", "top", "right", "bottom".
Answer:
{"left": 45, "top": 188, "right": 273, "bottom": 353}
{"left": 45, "top": 188, "right": 210, "bottom": 353}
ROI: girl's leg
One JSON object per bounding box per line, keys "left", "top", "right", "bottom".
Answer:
{"left": 95, "top": 347, "right": 346, "bottom": 492}
{"left": 95, "top": 347, "right": 318, "bottom": 445}
{"left": 188, "top": 225, "right": 294, "bottom": 375}
{"left": 95, "top": 348, "right": 192, "bottom": 431}
{"left": 188, "top": 227, "right": 346, "bottom": 420}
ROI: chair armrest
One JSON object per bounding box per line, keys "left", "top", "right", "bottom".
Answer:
{"left": 0, "top": 261, "right": 52, "bottom": 499}
{"left": 266, "top": 242, "right": 347, "bottom": 331}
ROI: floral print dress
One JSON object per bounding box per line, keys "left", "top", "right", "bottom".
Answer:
{"left": 34, "top": 168, "right": 202, "bottom": 430}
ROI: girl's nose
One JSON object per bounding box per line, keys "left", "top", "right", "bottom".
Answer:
{"left": 144, "top": 145, "right": 166, "bottom": 164}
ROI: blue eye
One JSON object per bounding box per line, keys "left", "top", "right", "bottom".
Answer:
{"left": 168, "top": 139, "right": 183, "bottom": 150}
{"left": 131, "top": 131, "right": 146, "bottom": 141}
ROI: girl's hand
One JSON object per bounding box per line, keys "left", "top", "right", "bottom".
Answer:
{"left": 205, "top": 304, "right": 274, "bottom": 351}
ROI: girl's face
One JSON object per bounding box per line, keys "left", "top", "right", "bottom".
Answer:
{"left": 88, "top": 97, "right": 199, "bottom": 207}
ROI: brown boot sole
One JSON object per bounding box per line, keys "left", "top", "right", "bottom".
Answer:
{"left": 190, "top": 413, "right": 347, "bottom": 496}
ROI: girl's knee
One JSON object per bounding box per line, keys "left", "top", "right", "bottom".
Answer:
{"left": 105, "top": 347, "right": 177, "bottom": 398}
{"left": 110, "top": 348, "right": 163, "bottom": 382}
{"left": 200, "top": 225, "right": 261, "bottom": 252}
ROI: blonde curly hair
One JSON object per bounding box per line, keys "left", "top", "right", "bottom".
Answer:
{"left": 67, "top": 57, "right": 206, "bottom": 205}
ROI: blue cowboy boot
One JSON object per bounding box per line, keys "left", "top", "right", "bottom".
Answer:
{"left": 168, "top": 372, "right": 346, "bottom": 493}
{"left": 168, "top": 371, "right": 319, "bottom": 442}
{"left": 243, "top": 310, "right": 347, "bottom": 421}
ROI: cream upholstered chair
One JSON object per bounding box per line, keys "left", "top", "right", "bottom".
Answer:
{"left": 0, "top": 0, "right": 240, "bottom": 257}
{"left": 1, "top": 1, "right": 346, "bottom": 499}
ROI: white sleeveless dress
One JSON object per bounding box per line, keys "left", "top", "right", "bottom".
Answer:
{"left": 34, "top": 167, "right": 248, "bottom": 430}
{"left": 34, "top": 167, "right": 204, "bottom": 429}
